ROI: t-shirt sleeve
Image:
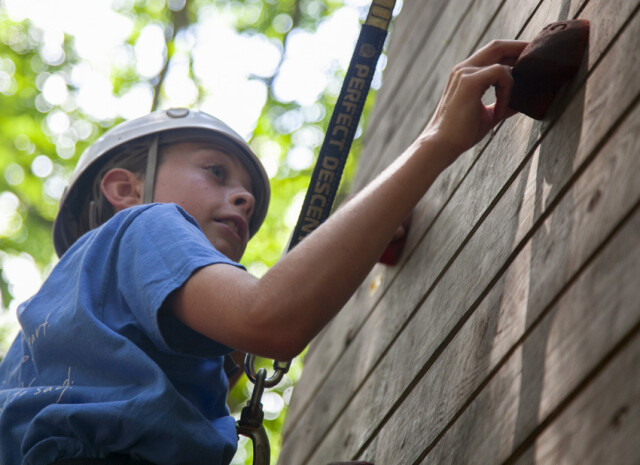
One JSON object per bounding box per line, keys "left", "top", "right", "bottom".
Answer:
{"left": 114, "top": 204, "right": 242, "bottom": 357}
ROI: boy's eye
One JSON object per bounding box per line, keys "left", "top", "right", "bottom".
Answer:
{"left": 206, "top": 165, "right": 227, "bottom": 180}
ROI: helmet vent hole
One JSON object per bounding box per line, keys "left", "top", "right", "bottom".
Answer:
{"left": 166, "top": 108, "right": 189, "bottom": 118}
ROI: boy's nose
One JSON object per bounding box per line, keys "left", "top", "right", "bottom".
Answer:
{"left": 229, "top": 188, "right": 255, "bottom": 219}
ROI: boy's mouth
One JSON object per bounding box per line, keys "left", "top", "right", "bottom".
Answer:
{"left": 220, "top": 219, "right": 238, "bottom": 234}
{"left": 216, "top": 216, "right": 248, "bottom": 242}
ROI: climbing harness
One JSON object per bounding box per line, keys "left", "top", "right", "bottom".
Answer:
{"left": 236, "top": 1, "right": 396, "bottom": 464}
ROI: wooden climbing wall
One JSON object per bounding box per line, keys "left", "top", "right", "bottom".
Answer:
{"left": 278, "top": 0, "right": 640, "bottom": 463}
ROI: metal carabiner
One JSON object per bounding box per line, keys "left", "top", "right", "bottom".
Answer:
{"left": 237, "top": 368, "right": 271, "bottom": 465}
{"left": 237, "top": 422, "right": 270, "bottom": 465}
{"left": 244, "top": 354, "right": 291, "bottom": 388}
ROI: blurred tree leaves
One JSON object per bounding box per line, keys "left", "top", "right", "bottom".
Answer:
{"left": 0, "top": 0, "right": 385, "bottom": 463}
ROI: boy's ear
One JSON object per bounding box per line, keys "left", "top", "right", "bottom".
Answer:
{"left": 100, "top": 168, "right": 145, "bottom": 212}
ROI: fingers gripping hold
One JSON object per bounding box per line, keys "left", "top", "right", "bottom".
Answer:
{"left": 474, "top": 63, "right": 516, "bottom": 121}
{"left": 466, "top": 40, "right": 529, "bottom": 68}
{"left": 425, "top": 40, "right": 527, "bottom": 157}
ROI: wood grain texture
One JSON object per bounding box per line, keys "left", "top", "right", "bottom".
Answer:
{"left": 284, "top": 0, "right": 605, "bottom": 429}
{"left": 512, "top": 311, "right": 640, "bottom": 465}
{"left": 416, "top": 206, "right": 640, "bottom": 465}
{"left": 283, "top": 0, "right": 537, "bottom": 437}
{"left": 369, "top": 91, "right": 640, "bottom": 465}
{"left": 278, "top": 0, "right": 640, "bottom": 464}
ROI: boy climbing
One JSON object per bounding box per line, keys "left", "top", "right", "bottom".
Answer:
{"left": 0, "top": 39, "right": 527, "bottom": 465}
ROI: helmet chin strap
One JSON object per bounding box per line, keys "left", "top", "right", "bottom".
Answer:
{"left": 88, "top": 200, "right": 100, "bottom": 230}
{"left": 88, "top": 134, "right": 159, "bottom": 230}
{"left": 143, "top": 135, "right": 160, "bottom": 204}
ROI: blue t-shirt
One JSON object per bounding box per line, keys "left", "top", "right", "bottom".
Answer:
{"left": 0, "top": 204, "right": 243, "bottom": 465}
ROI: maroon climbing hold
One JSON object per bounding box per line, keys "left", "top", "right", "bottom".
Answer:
{"left": 509, "top": 19, "right": 590, "bottom": 120}
{"left": 378, "top": 214, "right": 412, "bottom": 266}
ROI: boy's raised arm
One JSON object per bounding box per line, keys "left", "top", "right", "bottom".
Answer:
{"left": 169, "top": 40, "right": 528, "bottom": 361}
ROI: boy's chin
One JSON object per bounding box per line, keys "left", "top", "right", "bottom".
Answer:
{"left": 226, "top": 250, "right": 245, "bottom": 262}
{"left": 210, "top": 239, "right": 245, "bottom": 262}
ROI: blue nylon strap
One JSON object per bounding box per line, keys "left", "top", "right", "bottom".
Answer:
{"left": 287, "top": 1, "right": 396, "bottom": 251}
{"left": 240, "top": 4, "right": 397, "bottom": 463}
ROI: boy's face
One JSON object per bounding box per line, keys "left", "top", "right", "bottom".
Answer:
{"left": 152, "top": 141, "right": 255, "bottom": 262}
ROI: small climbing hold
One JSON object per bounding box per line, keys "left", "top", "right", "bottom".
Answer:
{"left": 379, "top": 214, "right": 412, "bottom": 265}
{"left": 509, "top": 19, "right": 590, "bottom": 120}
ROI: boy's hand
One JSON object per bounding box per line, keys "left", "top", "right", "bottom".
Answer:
{"left": 422, "top": 40, "right": 528, "bottom": 164}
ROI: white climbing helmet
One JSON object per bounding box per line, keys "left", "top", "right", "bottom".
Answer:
{"left": 53, "top": 108, "right": 271, "bottom": 257}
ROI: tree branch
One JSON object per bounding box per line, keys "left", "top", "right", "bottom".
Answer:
{"left": 151, "top": 0, "right": 191, "bottom": 111}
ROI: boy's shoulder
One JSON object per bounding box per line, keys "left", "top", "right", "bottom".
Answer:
{"left": 64, "top": 203, "right": 205, "bottom": 261}
{"left": 60, "top": 202, "right": 241, "bottom": 283}
{"left": 118, "top": 202, "right": 196, "bottom": 222}
{"left": 106, "top": 203, "right": 202, "bottom": 235}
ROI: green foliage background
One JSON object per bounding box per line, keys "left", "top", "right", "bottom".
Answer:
{"left": 0, "top": 0, "right": 388, "bottom": 462}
